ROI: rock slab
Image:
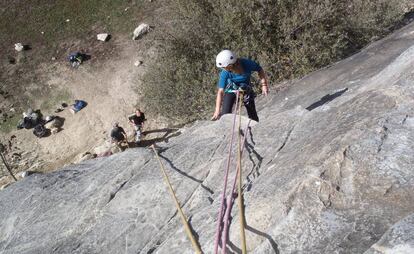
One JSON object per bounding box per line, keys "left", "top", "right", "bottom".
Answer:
{"left": 1, "top": 22, "right": 414, "bottom": 254}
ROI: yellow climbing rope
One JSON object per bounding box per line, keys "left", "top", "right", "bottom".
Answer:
{"left": 151, "top": 145, "right": 202, "bottom": 254}
{"left": 237, "top": 92, "right": 247, "bottom": 254}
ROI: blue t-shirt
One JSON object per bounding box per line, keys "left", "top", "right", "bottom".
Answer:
{"left": 217, "top": 58, "right": 262, "bottom": 91}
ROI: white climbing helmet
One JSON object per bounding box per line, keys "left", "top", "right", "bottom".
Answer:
{"left": 216, "top": 50, "right": 237, "bottom": 68}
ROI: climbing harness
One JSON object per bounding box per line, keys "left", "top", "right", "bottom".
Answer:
{"left": 151, "top": 145, "right": 202, "bottom": 254}
{"left": 225, "top": 81, "right": 255, "bottom": 107}
{"left": 224, "top": 81, "right": 249, "bottom": 94}
{"left": 214, "top": 90, "right": 249, "bottom": 254}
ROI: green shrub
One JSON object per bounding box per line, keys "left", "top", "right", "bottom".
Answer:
{"left": 142, "top": 0, "right": 409, "bottom": 122}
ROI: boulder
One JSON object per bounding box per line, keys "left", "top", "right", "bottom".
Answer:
{"left": 20, "top": 171, "right": 37, "bottom": 178}
{"left": 14, "top": 43, "right": 24, "bottom": 52}
{"left": 93, "top": 141, "right": 123, "bottom": 156}
{"left": 74, "top": 152, "right": 97, "bottom": 163}
{"left": 132, "top": 23, "right": 150, "bottom": 40}
{"left": 97, "top": 33, "right": 110, "bottom": 42}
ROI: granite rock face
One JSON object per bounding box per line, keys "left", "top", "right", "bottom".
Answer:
{"left": 1, "top": 24, "right": 414, "bottom": 254}
{"left": 364, "top": 214, "right": 414, "bottom": 254}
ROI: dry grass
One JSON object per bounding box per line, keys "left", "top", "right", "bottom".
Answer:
{"left": 141, "top": 0, "right": 411, "bottom": 122}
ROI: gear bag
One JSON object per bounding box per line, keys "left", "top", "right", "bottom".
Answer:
{"left": 33, "top": 124, "right": 48, "bottom": 138}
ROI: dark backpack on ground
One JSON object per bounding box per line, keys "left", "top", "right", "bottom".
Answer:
{"left": 69, "top": 52, "right": 82, "bottom": 62}
{"left": 23, "top": 117, "right": 35, "bottom": 129}
{"left": 33, "top": 124, "right": 49, "bottom": 138}
{"left": 17, "top": 117, "right": 34, "bottom": 129}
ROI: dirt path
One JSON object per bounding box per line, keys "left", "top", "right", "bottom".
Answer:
{"left": 0, "top": 36, "right": 172, "bottom": 187}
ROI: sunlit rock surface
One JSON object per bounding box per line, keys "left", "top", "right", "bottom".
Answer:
{"left": 1, "top": 23, "right": 414, "bottom": 254}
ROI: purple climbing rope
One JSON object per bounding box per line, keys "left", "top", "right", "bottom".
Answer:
{"left": 213, "top": 91, "right": 240, "bottom": 254}
{"left": 221, "top": 120, "right": 251, "bottom": 253}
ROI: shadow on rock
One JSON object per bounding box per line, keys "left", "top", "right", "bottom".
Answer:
{"left": 306, "top": 88, "right": 348, "bottom": 111}
{"left": 245, "top": 224, "right": 280, "bottom": 254}
{"left": 157, "top": 152, "right": 214, "bottom": 195}
{"left": 243, "top": 127, "right": 263, "bottom": 192}
{"left": 137, "top": 128, "right": 182, "bottom": 147}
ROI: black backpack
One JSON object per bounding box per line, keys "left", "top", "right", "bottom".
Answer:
{"left": 33, "top": 124, "right": 49, "bottom": 138}
{"left": 23, "top": 117, "right": 35, "bottom": 129}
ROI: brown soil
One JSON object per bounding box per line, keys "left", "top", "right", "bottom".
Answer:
{"left": 0, "top": 25, "right": 177, "bottom": 187}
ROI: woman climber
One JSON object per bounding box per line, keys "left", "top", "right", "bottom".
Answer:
{"left": 211, "top": 49, "right": 269, "bottom": 122}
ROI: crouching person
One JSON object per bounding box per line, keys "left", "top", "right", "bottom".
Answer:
{"left": 110, "top": 122, "right": 128, "bottom": 149}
